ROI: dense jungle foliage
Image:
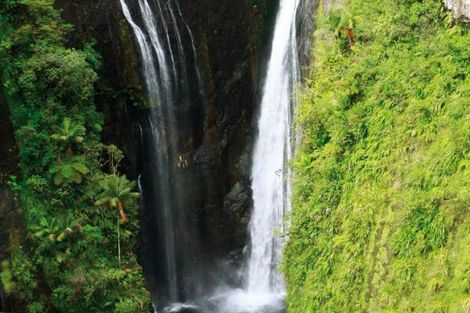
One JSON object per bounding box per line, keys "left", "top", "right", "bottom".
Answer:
{"left": 284, "top": 0, "right": 470, "bottom": 312}
{"left": 0, "top": 1, "right": 151, "bottom": 312}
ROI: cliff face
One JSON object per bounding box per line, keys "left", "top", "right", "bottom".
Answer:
{"left": 54, "top": 0, "right": 144, "bottom": 177}
{"left": 0, "top": 78, "right": 22, "bottom": 313}
{"left": 165, "top": 0, "right": 279, "bottom": 257}
{"left": 53, "top": 0, "right": 280, "bottom": 300}
{"left": 1, "top": 0, "right": 315, "bottom": 307}
{"left": 297, "top": 0, "right": 318, "bottom": 75}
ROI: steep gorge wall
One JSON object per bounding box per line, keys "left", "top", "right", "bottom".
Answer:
{"left": 1, "top": 0, "right": 316, "bottom": 307}
{"left": 0, "top": 78, "right": 22, "bottom": 313}
{"left": 54, "top": 0, "right": 144, "bottom": 177}
{"left": 166, "top": 0, "right": 280, "bottom": 258}
{"left": 53, "top": 0, "right": 280, "bottom": 298}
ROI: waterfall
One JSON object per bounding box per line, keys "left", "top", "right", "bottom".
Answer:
{"left": 120, "top": 0, "right": 302, "bottom": 310}
{"left": 119, "top": 0, "right": 202, "bottom": 307}
{"left": 214, "top": 1, "right": 301, "bottom": 312}
{"left": 119, "top": 0, "right": 178, "bottom": 302}
{"left": 247, "top": 0, "right": 300, "bottom": 295}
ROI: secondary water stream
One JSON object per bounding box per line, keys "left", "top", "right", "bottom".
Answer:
{"left": 120, "top": 0, "right": 301, "bottom": 311}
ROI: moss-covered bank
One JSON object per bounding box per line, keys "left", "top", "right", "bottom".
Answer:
{"left": 284, "top": 0, "right": 470, "bottom": 312}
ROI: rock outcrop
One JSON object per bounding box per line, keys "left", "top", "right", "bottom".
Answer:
{"left": 445, "top": 0, "right": 470, "bottom": 20}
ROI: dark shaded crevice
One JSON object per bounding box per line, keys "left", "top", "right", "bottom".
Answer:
{"left": 0, "top": 75, "right": 23, "bottom": 313}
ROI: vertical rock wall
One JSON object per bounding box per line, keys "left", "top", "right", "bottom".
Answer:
{"left": 297, "top": 0, "right": 318, "bottom": 76}
{"left": 54, "top": 0, "right": 145, "bottom": 178}
{"left": 1, "top": 0, "right": 316, "bottom": 307}
{"left": 54, "top": 0, "right": 281, "bottom": 300}
{"left": 0, "top": 77, "right": 22, "bottom": 313}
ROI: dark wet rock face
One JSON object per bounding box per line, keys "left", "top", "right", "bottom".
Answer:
{"left": 54, "top": 0, "right": 280, "bottom": 305}
{"left": 0, "top": 77, "right": 22, "bottom": 313}
{"left": 297, "top": 0, "right": 318, "bottom": 76}
{"left": 54, "top": 0, "right": 145, "bottom": 178}
{"left": 0, "top": 77, "right": 17, "bottom": 181}
{"left": 169, "top": 0, "right": 280, "bottom": 258}
{"left": 1, "top": 0, "right": 316, "bottom": 309}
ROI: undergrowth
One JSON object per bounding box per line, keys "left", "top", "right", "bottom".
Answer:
{"left": 284, "top": 0, "right": 470, "bottom": 312}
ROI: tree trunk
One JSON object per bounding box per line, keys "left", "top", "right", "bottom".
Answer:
{"left": 65, "top": 145, "right": 73, "bottom": 159}
{"left": 117, "top": 201, "right": 128, "bottom": 223}
{"left": 117, "top": 214, "right": 121, "bottom": 268}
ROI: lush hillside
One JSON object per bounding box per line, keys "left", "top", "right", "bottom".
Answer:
{"left": 284, "top": 0, "right": 470, "bottom": 312}
{"left": 0, "top": 1, "right": 151, "bottom": 312}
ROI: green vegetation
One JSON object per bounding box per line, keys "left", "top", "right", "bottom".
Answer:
{"left": 0, "top": 1, "right": 151, "bottom": 312}
{"left": 284, "top": 0, "right": 469, "bottom": 312}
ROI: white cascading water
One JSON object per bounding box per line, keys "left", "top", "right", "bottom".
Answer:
{"left": 119, "top": 1, "right": 207, "bottom": 310}
{"left": 119, "top": 0, "right": 178, "bottom": 303}
{"left": 247, "top": 0, "right": 300, "bottom": 295}
{"left": 216, "top": 1, "right": 300, "bottom": 312}
{"left": 119, "top": 0, "right": 161, "bottom": 105}
{"left": 120, "top": 0, "right": 301, "bottom": 310}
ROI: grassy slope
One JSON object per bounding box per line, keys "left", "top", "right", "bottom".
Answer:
{"left": 284, "top": 0, "right": 470, "bottom": 312}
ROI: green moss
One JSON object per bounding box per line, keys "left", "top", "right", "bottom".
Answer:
{"left": 284, "top": 1, "right": 470, "bottom": 312}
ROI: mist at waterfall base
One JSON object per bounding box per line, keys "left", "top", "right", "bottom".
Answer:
{"left": 120, "top": 0, "right": 300, "bottom": 311}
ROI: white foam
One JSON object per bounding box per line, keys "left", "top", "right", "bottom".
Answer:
{"left": 210, "top": 289, "right": 285, "bottom": 313}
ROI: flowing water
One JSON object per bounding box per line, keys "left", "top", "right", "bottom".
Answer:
{"left": 120, "top": 0, "right": 301, "bottom": 311}
{"left": 119, "top": 0, "right": 188, "bottom": 305}
{"left": 247, "top": 0, "right": 300, "bottom": 294}
{"left": 210, "top": 1, "right": 301, "bottom": 312}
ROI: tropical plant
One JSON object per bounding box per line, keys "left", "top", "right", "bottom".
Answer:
{"left": 51, "top": 117, "right": 85, "bottom": 158}
{"left": 102, "top": 144, "right": 124, "bottom": 174}
{"left": 49, "top": 156, "right": 90, "bottom": 186}
{"left": 330, "top": 9, "right": 355, "bottom": 45}
{"left": 95, "top": 175, "right": 140, "bottom": 267}
{"left": 95, "top": 175, "right": 139, "bottom": 223}
{"left": 31, "top": 214, "right": 80, "bottom": 243}
{"left": 0, "top": 260, "right": 16, "bottom": 294}
{"left": 1, "top": 1, "right": 151, "bottom": 310}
